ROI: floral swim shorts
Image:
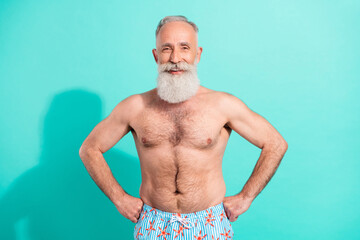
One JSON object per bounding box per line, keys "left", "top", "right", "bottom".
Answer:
{"left": 134, "top": 202, "right": 234, "bottom": 239}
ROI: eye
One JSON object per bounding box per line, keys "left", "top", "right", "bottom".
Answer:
{"left": 162, "top": 47, "right": 171, "bottom": 52}
{"left": 182, "top": 46, "right": 189, "bottom": 50}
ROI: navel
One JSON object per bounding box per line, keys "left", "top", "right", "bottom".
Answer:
{"left": 174, "top": 169, "right": 181, "bottom": 194}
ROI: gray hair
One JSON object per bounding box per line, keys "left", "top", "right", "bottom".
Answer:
{"left": 155, "top": 15, "right": 199, "bottom": 37}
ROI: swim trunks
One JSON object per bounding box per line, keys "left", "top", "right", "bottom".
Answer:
{"left": 133, "top": 202, "right": 234, "bottom": 239}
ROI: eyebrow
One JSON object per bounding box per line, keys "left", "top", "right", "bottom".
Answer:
{"left": 160, "top": 42, "right": 192, "bottom": 48}
{"left": 179, "top": 41, "right": 191, "bottom": 47}
{"left": 161, "top": 43, "right": 173, "bottom": 48}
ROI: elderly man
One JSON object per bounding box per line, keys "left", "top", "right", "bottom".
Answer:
{"left": 79, "top": 15, "right": 288, "bottom": 239}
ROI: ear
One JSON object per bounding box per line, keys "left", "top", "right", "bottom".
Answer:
{"left": 196, "top": 47, "right": 203, "bottom": 64}
{"left": 152, "top": 49, "right": 158, "bottom": 63}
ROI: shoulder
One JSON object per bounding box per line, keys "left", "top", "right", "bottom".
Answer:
{"left": 110, "top": 90, "right": 153, "bottom": 122}
{"left": 200, "top": 86, "right": 246, "bottom": 108}
{"left": 114, "top": 94, "right": 143, "bottom": 111}
{"left": 115, "top": 88, "right": 156, "bottom": 109}
{"left": 200, "top": 87, "right": 251, "bottom": 122}
{"left": 219, "top": 92, "right": 247, "bottom": 110}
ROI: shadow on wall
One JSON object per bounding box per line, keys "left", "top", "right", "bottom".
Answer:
{"left": 0, "top": 89, "right": 141, "bottom": 240}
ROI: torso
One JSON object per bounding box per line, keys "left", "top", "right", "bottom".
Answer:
{"left": 129, "top": 86, "right": 232, "bottom": 213}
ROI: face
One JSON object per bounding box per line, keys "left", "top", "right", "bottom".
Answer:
{"left": 152, "top": 21, "right": 203, "bottom": 72}
{"left": 153, "top": 21, "right": 203, "bottom": 104}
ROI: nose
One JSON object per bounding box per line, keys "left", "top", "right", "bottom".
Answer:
{"left": 170, "top": 48, "right": 182, "bottom": 63}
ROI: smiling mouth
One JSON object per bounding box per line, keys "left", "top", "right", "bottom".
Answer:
{"left": 168, "top": 69, "right": 184, "bottom": 74}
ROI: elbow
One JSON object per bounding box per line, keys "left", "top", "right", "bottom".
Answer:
{"left": 282, "top": 140, "right": 288, "bottom": 153}
{"left": 79, "top": 145, "right": 87, "bottom": 160}
{"left": 263, "top": 137, "right": 288, "bottom": 152}
{"left": 79, "top": 142, "right": 101, "bottom": 160}
{"left": 276, "top": 136, "right": 288, "bottom": 153}
{"left": 277, "top": 138, "right": 288, "bottom": 157}
{"left": 281, "top": 138, "right": 288, "bottom": 151}
{"left": 79, "top": 143, "right": 92, "bottom": 160}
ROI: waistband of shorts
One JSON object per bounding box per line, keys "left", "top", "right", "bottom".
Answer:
{"left": 142, "top": 202, "right": 225, "bottom": 219}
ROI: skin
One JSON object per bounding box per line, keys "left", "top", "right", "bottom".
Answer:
{"left": 79, "top": 21, "right": 288, "bottom": 224}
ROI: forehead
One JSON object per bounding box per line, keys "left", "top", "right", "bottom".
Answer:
{"left": 156, "top": 21, "right": 198, "bottom": 47}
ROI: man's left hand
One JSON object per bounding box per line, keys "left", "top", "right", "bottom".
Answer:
{"left": 223, "top": 194, "right": 253, "bottom": 222}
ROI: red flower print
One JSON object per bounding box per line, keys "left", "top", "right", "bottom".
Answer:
{"left": 136, "top": 226, "right": 143, "bottom": 239}
{"left": 205, "top": 209, "right": 215, "bottom": 220}
{"left": 193, "top": 230, "right": 207, "bottom": 240}
{"left": 150, "top": 208, "right": 158, "bottom": 214}
{"left": 157, "top": 226, "right": 170, "bottom": 240}
{"left": 145, "top": 220, "right": 156, "bottom": 235}
{"left": 173, "top": 224, "right": 187, "bottom": 238}
{"left": 212, "top": 235, "right": 220, "bottom": 240}
{"left": 219, "top": 211, "right": 226, "bottom": 222}
{"left": 205, "top": 217, "right": 215, "bottom": 227}
{"left": 220, "top": 227, "right": 232, "bottom": 240}
{"left": 141, "top": 210, "right": 148, "bottom": 220}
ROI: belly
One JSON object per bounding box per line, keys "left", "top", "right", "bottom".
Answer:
{"left": 138, "top": 146, "right": 227, "bottom": 213}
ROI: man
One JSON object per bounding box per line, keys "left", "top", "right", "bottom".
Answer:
{"left": 79, "top": 16, "right": 288, "bottom": 239}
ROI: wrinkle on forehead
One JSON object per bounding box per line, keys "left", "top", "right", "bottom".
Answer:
{"left": 156, "top": 21, "right": 198, "bottom": 48}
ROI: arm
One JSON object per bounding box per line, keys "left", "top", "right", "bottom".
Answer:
{"left": 221, "top": 93, "right": 288, "bottom": 221}
{"left": 79, "top": 94, "right": 143, "bottom": 223}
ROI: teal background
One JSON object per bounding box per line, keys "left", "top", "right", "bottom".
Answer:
{"left": 0, "top": 0, "right": 359, "bottom": 239}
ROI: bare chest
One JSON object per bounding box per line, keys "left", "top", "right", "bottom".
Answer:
{"left": 131, "top": 107, "right": 226, "bottom": 149}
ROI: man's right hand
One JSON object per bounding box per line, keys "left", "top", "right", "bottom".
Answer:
{"left": 115, "top": 193, "right": 144, "bottom": 223}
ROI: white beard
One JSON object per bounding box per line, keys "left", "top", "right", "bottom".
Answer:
{"left": 156, "top": 61, "right": 200, "bottom": 103}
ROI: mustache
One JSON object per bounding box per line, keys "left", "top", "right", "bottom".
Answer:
{"left": 157, "top": 62, "right": 196, "bottom": 73}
